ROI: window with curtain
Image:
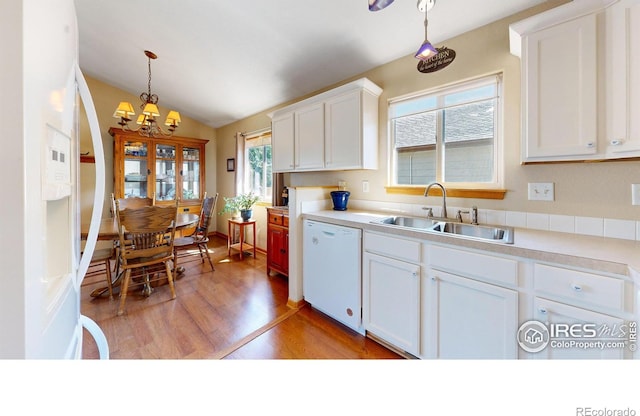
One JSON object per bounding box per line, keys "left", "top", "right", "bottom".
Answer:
{"left": 389, "top": 74, "right": 503, "bottom": 188}
{"left": 243, "top": 131, "right": 272, "bottom": 202}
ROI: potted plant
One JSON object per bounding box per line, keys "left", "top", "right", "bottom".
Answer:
{"left": 219, "top": 191, "right": 260, "bottom": 221}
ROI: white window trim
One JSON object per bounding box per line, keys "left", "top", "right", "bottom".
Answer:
{"left": 238, "top": 127, "right": 272, "bottom": 202}
{"left": 387, "top": 73, "right": 504, "bottom": 189}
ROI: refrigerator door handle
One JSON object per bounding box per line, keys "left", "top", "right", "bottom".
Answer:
{"left": 80, "top": 315, "right": 109, "bottom": 359}
{"left": 75, "top": 62, "right": 105, "bottom": 286}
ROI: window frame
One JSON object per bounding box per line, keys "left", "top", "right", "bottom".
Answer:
{"left": 388, "top": 73, "right": 504, "bottom": 190}
{"left": 242, "top": 130, "right": 272, "bottom": 203}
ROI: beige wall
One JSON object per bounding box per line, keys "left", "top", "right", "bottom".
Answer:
{"left": 214, "top": 0, "right": 640, "bottom": 237}
{"left": 79, "top": 76, "right": 217, "bottom": 224}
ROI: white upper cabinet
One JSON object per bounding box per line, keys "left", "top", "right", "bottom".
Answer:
{"left": 294, "top": 102, "right": 325, "bottom": 170}
{"left": 271, "top": 112, "right": 295, "bottom": 172}
{"left": 269, "top": 78, "right": 382, "bottom": 173}
{"left": 325, "top": 88, "right": 379, "bottom": 170}
{"left": 606, "top": 0, "right": 640, "bottom": 156}
{"left": 522, "top": 14, "right": 598, "bottom": 160}
{"left": 510, "top": 0, "right": 627, "bottom": 163}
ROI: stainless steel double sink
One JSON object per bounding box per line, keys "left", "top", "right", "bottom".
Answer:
{"left": 373, "top": 215, "right": 514, "bottom": 244}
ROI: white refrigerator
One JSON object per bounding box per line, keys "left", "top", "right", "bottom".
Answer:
{"left": 0, "top": 0, "right": 108, "bottom": 358}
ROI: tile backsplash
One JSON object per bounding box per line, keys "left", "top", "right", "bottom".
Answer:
{"left": 345, "top": 199, "right": 639, "bottom": 241}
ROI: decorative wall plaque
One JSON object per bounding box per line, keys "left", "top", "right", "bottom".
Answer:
{"left": 417, "top": 47, "right": 456, "bottom": 73}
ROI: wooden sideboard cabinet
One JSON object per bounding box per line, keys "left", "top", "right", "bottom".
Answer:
{"left": 110, "top": 127, "right": 208, "bottom": 212}
{"left": 267, "top": 207, "right": 289, "bottom": 277}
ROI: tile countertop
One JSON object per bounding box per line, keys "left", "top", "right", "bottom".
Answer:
{"left": 302, "top": 210, "right": 640, "bottom": 278}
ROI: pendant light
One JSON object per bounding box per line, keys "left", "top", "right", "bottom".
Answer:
{"left": 368, "top": 0, "right": 438, "bottom": 60}
{"left": 415, "top": 0, "right": 438, "bottom": 61}
{"left": 113, "top": 50, "right": 181, "bottom": 138}
{"left": 368, "top": 0, "right": 395, "bottom": 11}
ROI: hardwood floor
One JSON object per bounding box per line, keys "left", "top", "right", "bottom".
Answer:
{"left": 81, "top": 235, "right": 401, "bottom": 360}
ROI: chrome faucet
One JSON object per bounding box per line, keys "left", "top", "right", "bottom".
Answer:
{"left": 424, "top": 182, "right": 447, "bottom": 219}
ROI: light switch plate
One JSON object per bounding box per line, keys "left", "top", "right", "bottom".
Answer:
{"left": 528, "top": 183, "right": 554, "bottom": 201}
{"left": 632, "top": 184, "right": 640, "bottom": 205}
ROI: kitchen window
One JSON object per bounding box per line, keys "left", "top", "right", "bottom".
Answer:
{"left": 389, "top": 74, "right": 503, "bottom": 189}
{"left": 243, "top": 130, "right": 272, "bottom": 202}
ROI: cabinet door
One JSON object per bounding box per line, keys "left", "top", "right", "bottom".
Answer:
{"left": 325, "top": 90, "right": 362, "bottom": 170}
{"left": 607, "top": 0, "right": 640, "bottom": 156}
{"left": 271, "top": 112, "right": 295, "bottom": 172}
{"left": 120, "top": 139, "right": 151, "bottom": 198}
{"left": 532, "top": 298, "right": 626, "bottom": 359}
{"left": 522, "top": 14, "right": 598, "bottom": 161}
{"left": 181, "top": 145, "right": 202, "bottom": 201}
{"left": 267, "top": 225, "right": 288, "bottom": 274}
{"left": 154, "top": 143, "right": 176, "bottom": 202}
{"left": 424, "top": 269, "right": 518, "bottom": 359}
{"left": 363, "top": 252, "right": 420, "bottom": 356}
{"left": 295, "top": 103, "right": 324, "bottom": 170}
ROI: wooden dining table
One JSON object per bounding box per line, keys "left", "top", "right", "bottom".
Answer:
{"left": 81, "top": 212, "right": 199, "bottom": 241}
{"left": 81, "top": 212, "right": 200, "bottom": 297}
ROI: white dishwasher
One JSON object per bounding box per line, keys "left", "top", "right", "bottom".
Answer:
{"left": 303, "top": 219, "right": 363, "bottom": 334}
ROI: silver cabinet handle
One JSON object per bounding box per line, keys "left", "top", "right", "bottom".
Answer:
{"left": 586, "top": 142, "right": 595, "bottom": 148}
{"left": 610, "top": 139, "right": 623, "bottom": 146}
{"left": 538, "top": 307, "right": 547, "bottom": 315}
{"left": 571, "top": 283, "right": 583, "bottom": 292}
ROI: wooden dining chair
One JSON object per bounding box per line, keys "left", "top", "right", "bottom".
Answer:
{"left": 110, "top": 193, "right": 155, "bottom": 274}
{"left": 173, "top": 193, "right": 219, "bottom": 271}
{"left": 82, "top": 247, "right": 115, "bottom": 300}
{"left": 115, "top": 200, "right": 179, "bottom": 316}
{"left": 115, "top": 193, "right": 155, "bottom": 210}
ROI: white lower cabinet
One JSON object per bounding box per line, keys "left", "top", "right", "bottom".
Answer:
{"left": 423, "top": 269, "right": 519, "bottom": 359}
{"left": 363, "top": 231, "right": 421, "bottom": 356}
{"left": 532, "top": 297, "right": 626, "bottom": 359}
{"left": 421, "top": 243, "right": 520, "bottom": 359}
{"left": 363, "top": 252, "right": 420, "bottom": 356}
{"left": 530, "top": 263, "right": 633, "bottom": 359}
{"left": 358, "top": 228, "right": 636, "bottom": 360}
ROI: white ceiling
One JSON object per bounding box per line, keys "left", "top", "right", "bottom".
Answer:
{"left": 75, "top": 0, "right": 546, "bottom": 128}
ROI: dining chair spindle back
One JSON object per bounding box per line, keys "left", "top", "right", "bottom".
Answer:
{"left": 115, "top": 201, "right": 178, "bottom": 316}
{"left": 173, "top": 193, "right": 219, "bottom": 271}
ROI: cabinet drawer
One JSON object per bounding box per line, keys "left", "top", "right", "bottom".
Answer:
{"left": 178, "top": 204, "right": 200, "bottom": 214}
{"left": 283, "top": 215, "right": 289, "bottom": 227}
{"left": 269, "top": 212, "right": 284, "bottom": 225}
{"left": 364, "top": 232, "right": 420, "bottom": 263}
{"left": 534, "top": 264, "right": 625, "bottom": 312}
{"left": 429, "top": 245, "right": 517, "bottom": 287}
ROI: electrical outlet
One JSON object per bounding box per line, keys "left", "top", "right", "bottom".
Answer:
{"left": 528, "top": 182, "right": 554, "bottom": 201}
{"left": 362, "top": 180, "right": 369, "bottom": 193}
{"left": 632, "top": 184, "right": 640, "bottom": 205}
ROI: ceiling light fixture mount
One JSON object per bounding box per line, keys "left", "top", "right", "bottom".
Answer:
{"left": 113, "top": 50, "right": 181, "bottom": 138}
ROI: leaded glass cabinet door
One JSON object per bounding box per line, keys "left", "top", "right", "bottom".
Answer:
{"left": 123, "top": 140, "right": 150, "bottom": 198}
{"left": 155, "top": 143, "right": 176, "bottom": 202}
{"left": 182, "top": 146, "right": 200, "bottom": 201}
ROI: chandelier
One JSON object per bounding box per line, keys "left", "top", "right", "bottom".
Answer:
{"left": 113, "top": 50, "right": 181, "bottom": 138}
{"left": 368, "top": 0, "right": 438, "bottom": 61}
